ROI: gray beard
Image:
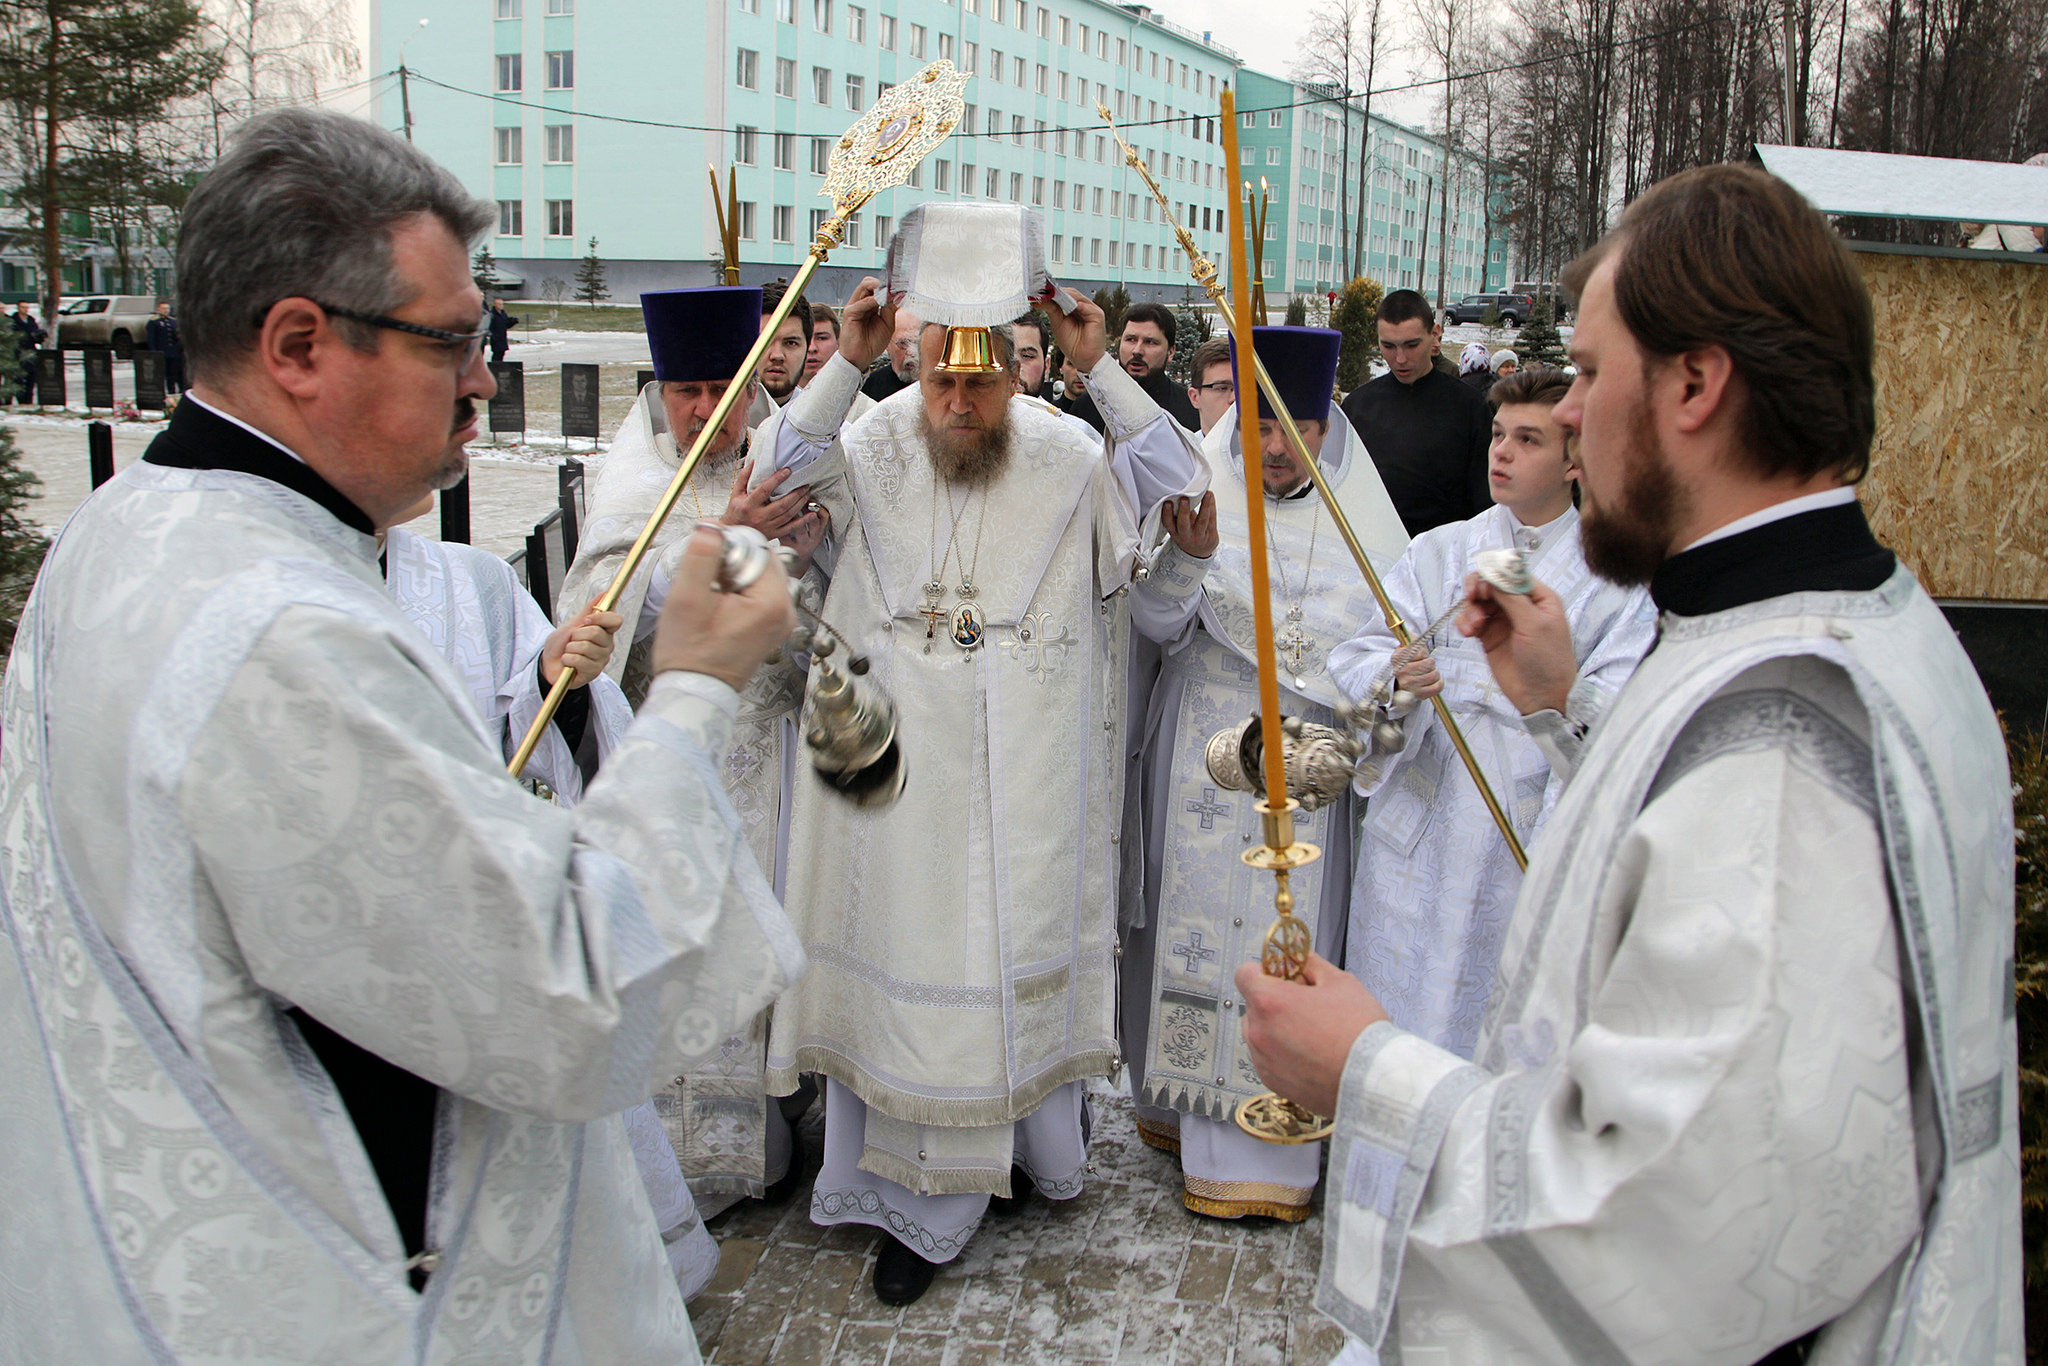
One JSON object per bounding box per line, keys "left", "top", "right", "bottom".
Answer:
{"left": 920, "top": 407, "right": 1014, "bottom": 486}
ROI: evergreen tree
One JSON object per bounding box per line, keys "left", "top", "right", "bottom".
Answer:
{"left": 1284, "top": 296, "right": 1309, "bottom": 326}
{"left": 1167, "top": 305, "right": 1212, "bottom": 384}
{"left": 472, "top": 246, "right": 499, "bottom": 296}
{"left": 573, "top": 237, "right": 608, "bottom": 307}
{"left": 0, "top": 425, "right": 49, "bottom": 665}
{"left": 1517, "top": 300, "right": 1567, "bottom": 367}
{"left": 0, "top": 0, "right": 222, "bottom": 324}
{"left": 1330, "top": 275, "right": 1385, "bottom": 390}
{"left": 1090, "top": 284, "right": 1131, "bottom": 341}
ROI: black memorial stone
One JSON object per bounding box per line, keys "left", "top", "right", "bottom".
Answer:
{"left": 488, "top": 361, "right": 525, "bottom": 437}
{"left": 82, "top": 347, "right": 114, "bottom": 410}
{"left": 36, "top": 349, "right": 64, "bottom": 408}
{"left": 561, "top": 363, "right": 601, "bottom": 439}
{"left": 133, "top": 351, "right": 166, "bottom": 411}
{"left": 1938, "top": 600, "right": 2048, "bottom": 733}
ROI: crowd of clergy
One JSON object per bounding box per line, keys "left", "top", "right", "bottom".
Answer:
{"left": 0, "top": 103, "right": 2018, "bottom": 1366}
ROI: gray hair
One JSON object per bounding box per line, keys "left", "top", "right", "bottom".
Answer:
{"left": 177, "top": 106, "right": 494, "bottom": 384}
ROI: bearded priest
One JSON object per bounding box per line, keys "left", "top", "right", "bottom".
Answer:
{"left": 558, "top": 286, "right": 831, "bottom": 1216}
{"left": 1120, "top": 326, "right": 1409, "bottom": 1222}
{"left": 757, "top": 204, "right": 1209, "bottom": 1305}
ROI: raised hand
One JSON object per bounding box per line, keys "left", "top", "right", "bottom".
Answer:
{"left": 1455, "top": 573, "right": 1578, "bottom": 716}
{"left": 1159, "top": 491, "right": 1218, "bottom": 558}
{"left": 836, "top": 277, "right": 894, "bottom": 374}
{"left": 1044, "top": 287, "right": 1108, "bottom": 374}
{"left": 650, "top": 525, "right": 797, "bottom": 690}
{"left": 542, "top": 601, "right": 624, "bottom": 688}
{"left": 723, "top": 458, "right": 815, "bottom": 540}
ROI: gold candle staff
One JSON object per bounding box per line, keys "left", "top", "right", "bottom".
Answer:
{"left": 509, "top": 61, "right": 971, "bottom": 778}
{"left": 1214, "top": 88, "right": 1336, "bottom": 1146}
{"left": 1097, "top": 104, "right": 1528, "bottom": 872}
{"left": 707, "top": 164, "right": 742, "bottom": 285}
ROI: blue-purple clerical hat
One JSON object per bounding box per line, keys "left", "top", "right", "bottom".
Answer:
{"left": 641, "top": 286, "right": 763, "bottom": 383}
{"left": 1229, "top": 326, "right": 1342, "bottom": 424}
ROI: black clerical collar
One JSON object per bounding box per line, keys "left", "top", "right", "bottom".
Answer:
{"left": 144, "top": 397, "right": 375, "bottom": 534}
{"left": 1650, "top": 499, "right": 1895, "bottom": 617}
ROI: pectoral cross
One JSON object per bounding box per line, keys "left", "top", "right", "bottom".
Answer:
{"left": 920, "top": 603, "right": 948, "bottom": 653}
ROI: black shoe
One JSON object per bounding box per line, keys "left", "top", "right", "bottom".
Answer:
{"left": 986, "top": 1164, "right": 1034, "bottom": 1216}
{"left": 873, "top": 1236, "right": 938, "bottom": 1306}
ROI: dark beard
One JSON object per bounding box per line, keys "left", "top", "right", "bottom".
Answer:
{"left": 920, "top": 407, "right": 1014, "bottom": 485}
{"left": 1579, "top": 390, "right": 1686, "bottom": 586}
{"left": 761, "top": 370, "right": 798, "bottom": 402}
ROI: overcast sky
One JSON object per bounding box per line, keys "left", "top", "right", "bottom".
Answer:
{"left": 1156, "top": 0, "right": 1440, "bottom": 127}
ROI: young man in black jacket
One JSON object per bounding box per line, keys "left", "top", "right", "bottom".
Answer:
{"left": 1063, "top": 301, "right": 1199, "bottom": 433}
{"left": 1338, "top": 289, "right": 1492, "bottom": 536}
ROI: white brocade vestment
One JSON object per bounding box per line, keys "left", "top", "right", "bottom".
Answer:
{"left": 0, "top": 445, "right": 803, "bottom": 1364}
{"left": 1318, "top": 563, "right": 2020, "bottom": 1364}
{"left": 1329, "top": 503, "right": 1655, "bottom": 1059}
{"left": 762, "top": 355, "right": 1206, "bottom": 1197}
{"left": 1121, "top": 405, "right": 1409, "bottom": 1217}
{"left": 382, "top": 527, "right": 720, "bottom": 1300}
{"left": 558, "top": 382, "right": 823, "bottom": 1205}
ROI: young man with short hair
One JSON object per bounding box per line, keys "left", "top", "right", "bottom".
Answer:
{"left": 1330, "top": 365, "right": 1654, "bottom": 1060}
{"left": 1184, "top": 336, "right": 1234, "bottom": 435}
{"left": 803, "top": 301, "right": 840, "bottom": 386}
{"left": 756, "top": 279, "right": 811, "bottom": 405}
{"left": 1009, "top": 309, "right": 1051, "bottom": 398}
{"left": 1338, "top": 288, "right": 1493, "bottom": 537}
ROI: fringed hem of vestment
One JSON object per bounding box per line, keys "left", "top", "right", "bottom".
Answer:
{"left": 1140, "top": 1076, "right": 1250, "bottom": 1122}
{"left": 856, "top": 1148, "right": 1020, "bottom": 1198}
{"left": 765, "top": 1047, "right": 1117, "bottom": 1129}
{"left": 1182, "top": 1174, "right": 1314, "bottom": 1222}
{"left": 1135, "top": 1117, "right": 1183, "bottom": 1155}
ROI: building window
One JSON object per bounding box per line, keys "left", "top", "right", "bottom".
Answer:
{"left": 1057, "top": 71, "right": 1069, "bottom": 102}
{"left": 875, "top": 214, "right": 892, "bottom": 246}
{"left": 494, "top": 126, "right": 522, "bottom": 164}
{"left": 736, "top": 48, "right": 758, "bottom": 88}
{"left": 739, "top": 201, "right": 758, "bottom": 239}
{"left": 813, "top": 0, "right": 831, "bottom": 30}
{"left": 846, "top": 74, "right": 865, "bottom": 109}
{"left": 1050, "top": 234, "right": 1062, "bottom": 261}
{"left": 1116, "top": 38, "right": 1126, "bottom": 63}
{"left": 1034, "top": 119, "right": 1046, "bottom": 150}
{"left": 909, "top": 22, "right": 925, "bottom": 56}
{"left": 844, "top": 213, "right": 862, "bottom": 247}
{"left": 1091, "top": 186, "right": 1103, "bottom": 214}
{"left": 1008, "top": 171, "right": 1023, "bottom": 200}
{"left": 878, "top": 13, "right": 894, "bottom": 46}
{"left": 812, "top": 66, "right": 830, "bottom": 103}
{"left": 848, "top": 4, "right": 865, "bottom": 39}
{"left": 738, "top": 0, "right": 758, "bottom": 11}
{"left": 773, "top": 204, "right": 793, "bottom": 241}
{"left": 809, "top": 136, "right": 831, "bottom": 173}
{"left": 962, "top": 41, "right": 977, "bottom": 74}
{"left": 497, "top": 199, "right": 523, "bottom": 235}
{"left": 732, "top": 125, "right": 755, "bottom": 164}
{"left": 774, "top": 57, "right": 795, "bottom": 95}
{"left": 938, "top": 32, "right": 953, "bottom": 60}
{"left": 1036, "top": 63, "right": 1048, "bottom": 94}
{"left": 777, "top": 0, "right": 794, "bottom": 19}
{"left": 1037, "top": 8, "right": 1049, "bottom": 36}
{"left": 984, "top": 106, "right": 999, "bottom": 134}
{"left": 1091, "top": 238, "right": 1101, "bottom": 263}
{"left": 935, "top": 159, "right": 951, "bottom": 190}
{"left": 545, "top": 50, "right": 573, "bottom": 88}
{"left": 496, "top": 0, "right": 521, "bottom": 17}
{"left": 546, "top": 0, "right": 573, "bottom": 13}
{"left": 1058, "top": 15, "right": 1070, "bottom": 43}
{"left": 496, "top": 54, "right": 522, "bottom": 91}
{"left": 1010, "top": 114, "right": 1024, "bottom": 145}
{"left": 1143, "top": 244, "right": 1152, "bottom": 267}
{"left": 985, "top": 166, "right": 999, "bottom": 197}
{"left": 809, "top": 208, "right": 827, "bottom": 239}
{"left": 1052, "top": 181, "right": 1064, "bottom": 208}
{"left": 1108, "top": 240, "right": 1119, "bottom": 266}
{"left": 990, "top": 49, "right": 1003, "bottom": 83}
{"left": 960, "top": 163, "right": 975, "bottom": 194}
{"left": 1266, "top": 147, "right": 1280, "bottom": 165}
{"left": 1012, "top": 55, "right": 1024, "bottom": 85}
{"left": 1240, "top": 111, "right": 1254, "bottom": 128}
{"left": 546, "top": 199, "right": 573, "bottom": 236}
{"left": 773, "top": 132, "right": 794, "bottom": 169}
{"left": 547, "top": 124, "right": 574, "bottom": 162}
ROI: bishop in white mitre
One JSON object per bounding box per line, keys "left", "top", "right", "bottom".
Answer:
{"left": 758, "top": 205, "right": 1208, "bottom": 1304}
{"left": 1329, "top": 364, "right": 1654, "bottom": 1060}
{"left": 1121, "top": 325, "right": 1409, "bottom": 1221}
{"left": 1238, "top": 166, "right": 2019, "bottom": 1365}
{"left": 0, "top": 107, "right": 806, "bottom": 1363}
{"left": 382, "top": 509, "right": 725, "bottom": 1299}
{"left": 558, "top": 285, "right": 831, "bottom": 1214}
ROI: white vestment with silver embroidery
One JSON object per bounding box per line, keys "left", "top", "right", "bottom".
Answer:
{"left": 0, "top": 460, "right": 804, "bottom": 1363}
{"left": 1318, "top": 565, "right": 2020, "bottom": 1364}
{"left": 1329, "top": 503, "right": 1654, "bottom": 1059}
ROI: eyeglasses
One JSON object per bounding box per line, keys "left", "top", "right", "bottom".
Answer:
{"left": 1192, "top": 380, "right": 1236, "bottom": 395}
{"left": 307, "top": 301, "right": 490, "bottom": 367}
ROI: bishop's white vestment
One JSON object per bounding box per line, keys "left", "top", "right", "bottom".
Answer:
{"left": 383, "top": 526, "right": 721, "bottom": 1300}
{"left": 1122, "top": 405, "right": 1408, "bottom": 1219}
{"left": 1318, "top": 507, "right": 2019, "bottom": 1364}
{"left": 0, "top": 401, "right": 804, "bottom": 1363}
{"left": 1328, "top": 503, "right": 1655, "bottom": 1059}
{"left": 759, "top": 352, "right": 1206, "bottom": 1257}
{"left": 559, "top": 382, "right": 824, "bottom": 1209}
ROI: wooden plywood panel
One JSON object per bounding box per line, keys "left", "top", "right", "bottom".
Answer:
{"left": 1858, "top": 249, "right": 2048, "bottom": 602}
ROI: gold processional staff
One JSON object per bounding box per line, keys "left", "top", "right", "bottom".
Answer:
{"left": 508, "top": 62, "right": 972, "bottom": 778}
{"left": 1096, "top": 103, "right": 1530, "bottom": 876}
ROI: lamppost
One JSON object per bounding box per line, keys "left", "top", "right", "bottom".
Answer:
{"left": 398, "top": 19, "right": 429, "bottom": 144}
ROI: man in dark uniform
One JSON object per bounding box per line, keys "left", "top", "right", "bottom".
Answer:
{"left": 1338, "top": 289, "right": 1492, "bottom": 537}
{"left": 485, "top": 297, "right": 518, "bottom": 364}
{"left": 8, "top": 301, "right": 44, "bottom": 405}
{"left": 146, "top": 301, "right": 186, "bottom": 393}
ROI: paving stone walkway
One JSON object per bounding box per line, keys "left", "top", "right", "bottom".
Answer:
{"left": 688, "top": 1087, "right": 1346, "bottom": 1365}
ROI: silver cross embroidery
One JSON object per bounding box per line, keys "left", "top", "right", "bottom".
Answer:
{"left": 1000, "top": 610, "right": 1076, "bottom": 682}
{"left": 1184, "top": 786, "right": 1232, "bottom": 831}
{"left": 1171, "top": 930, "right": 1220, "bottom": 975}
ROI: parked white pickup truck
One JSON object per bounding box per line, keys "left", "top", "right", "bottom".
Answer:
{"left": 55, "top": 295, "right": 158, "bottom": 357}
